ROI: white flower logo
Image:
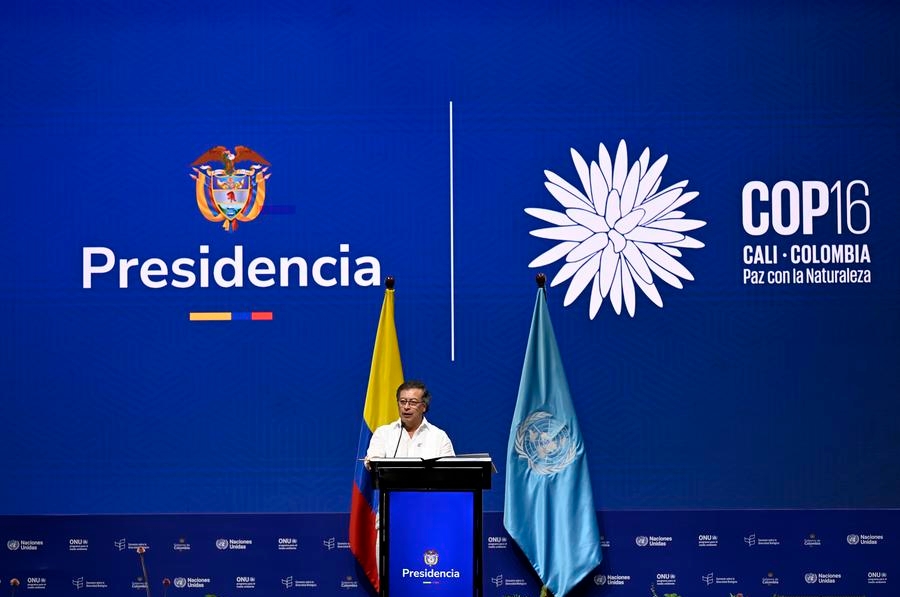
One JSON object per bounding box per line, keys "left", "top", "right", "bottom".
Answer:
{"left": 526, "top": 140, "right": 705, "bottom": 318}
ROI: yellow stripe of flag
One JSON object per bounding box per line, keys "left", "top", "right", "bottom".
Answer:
{"left": 363, "top": 289, "right": 404, "bottom": 432}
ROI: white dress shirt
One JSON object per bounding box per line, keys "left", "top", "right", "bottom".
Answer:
{"left": 366, "top": 417, "right": 455, "bottom": 459}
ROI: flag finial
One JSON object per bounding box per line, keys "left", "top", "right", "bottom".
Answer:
{"left": 535, "top": 273, "right": 546, "bottom": 288}
{"left": 385, "top": 276, "right": 395, "bottom": 290}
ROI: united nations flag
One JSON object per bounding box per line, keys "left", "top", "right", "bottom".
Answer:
{"left": 503, "top": 280, "right": 602, "bottom": 596}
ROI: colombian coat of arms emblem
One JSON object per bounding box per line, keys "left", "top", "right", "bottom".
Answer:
{"left": 190, "top": 145, "right": 271, "bottom": 231}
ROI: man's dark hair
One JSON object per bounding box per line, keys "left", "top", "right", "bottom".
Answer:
{"left": 396, "top": 380, "right": 432, "bottom": 411}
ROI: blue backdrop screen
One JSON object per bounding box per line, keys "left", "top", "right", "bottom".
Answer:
{"left": 3, "top": 0, "right": 899, "bottom": 517}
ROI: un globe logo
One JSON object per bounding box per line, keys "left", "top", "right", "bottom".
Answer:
{"left": 514, "top": 411, "right": 576, "bottom": 475}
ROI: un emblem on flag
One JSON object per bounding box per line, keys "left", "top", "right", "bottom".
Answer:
{"left": 514, "top": 411, "right": 576, "bottom": 475}
{"left": 190, "top": 146, "right": 271, "bottom": 232}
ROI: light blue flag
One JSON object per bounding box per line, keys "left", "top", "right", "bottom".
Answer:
{"left": 504, "top": 287, "right": 602, "bottom": 597}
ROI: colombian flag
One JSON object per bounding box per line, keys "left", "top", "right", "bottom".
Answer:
{"left": 349, "top": 285, "right": 404, "bottom": 592}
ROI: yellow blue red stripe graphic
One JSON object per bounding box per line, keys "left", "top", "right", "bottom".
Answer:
{"left": 189, "top": 311, "right": 273, "bottom": 321}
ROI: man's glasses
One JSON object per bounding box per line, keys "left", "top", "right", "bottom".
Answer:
{"left": 397, "top": 399, "right": 422, "bottom": 407}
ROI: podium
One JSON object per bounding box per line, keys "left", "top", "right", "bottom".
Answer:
{"left": 369, "top": 456, "right": 494, "bottom": 597}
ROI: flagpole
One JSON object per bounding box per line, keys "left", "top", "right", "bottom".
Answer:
{"left": 534, "top": 271, "right": 551, "bottom": 597}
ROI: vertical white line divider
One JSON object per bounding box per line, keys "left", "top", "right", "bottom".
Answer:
{"left": 449, "top": 100, "right": 456, "bottom": 362}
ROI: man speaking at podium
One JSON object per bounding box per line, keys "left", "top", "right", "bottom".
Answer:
{"left": 366, "top": 380, "right": 455, "bottom": 460}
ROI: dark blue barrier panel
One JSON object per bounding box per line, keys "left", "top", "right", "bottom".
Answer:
{"left": 1, "top": 510, "right": 896, "bottom": 596}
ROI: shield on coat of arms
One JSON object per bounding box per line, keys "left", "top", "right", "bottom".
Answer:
{"left": 211, "top": 174, "right": 252, "bottom": 220}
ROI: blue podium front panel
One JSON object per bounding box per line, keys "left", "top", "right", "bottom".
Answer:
{"left": 387, "top": 491, "right": 476, "bottom": 597}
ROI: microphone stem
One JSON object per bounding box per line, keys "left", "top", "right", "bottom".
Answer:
{"left": 139, "top": 552, "right": 152, "bottom": 597}
{"left": 392, "top": 422, "right": 405, "bottom": 457}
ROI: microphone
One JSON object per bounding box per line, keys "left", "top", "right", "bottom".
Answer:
{"left": 10, "top": 578, "right": 19, "bottom": 597}
{"left": 137, "top": 546, "right": 152, "bottom": 597}
{"left": 392, "top": 421, "right": 405, "bottom": 457}
{"left": 162, "top": 577, "right": 171, "bottom": 597}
